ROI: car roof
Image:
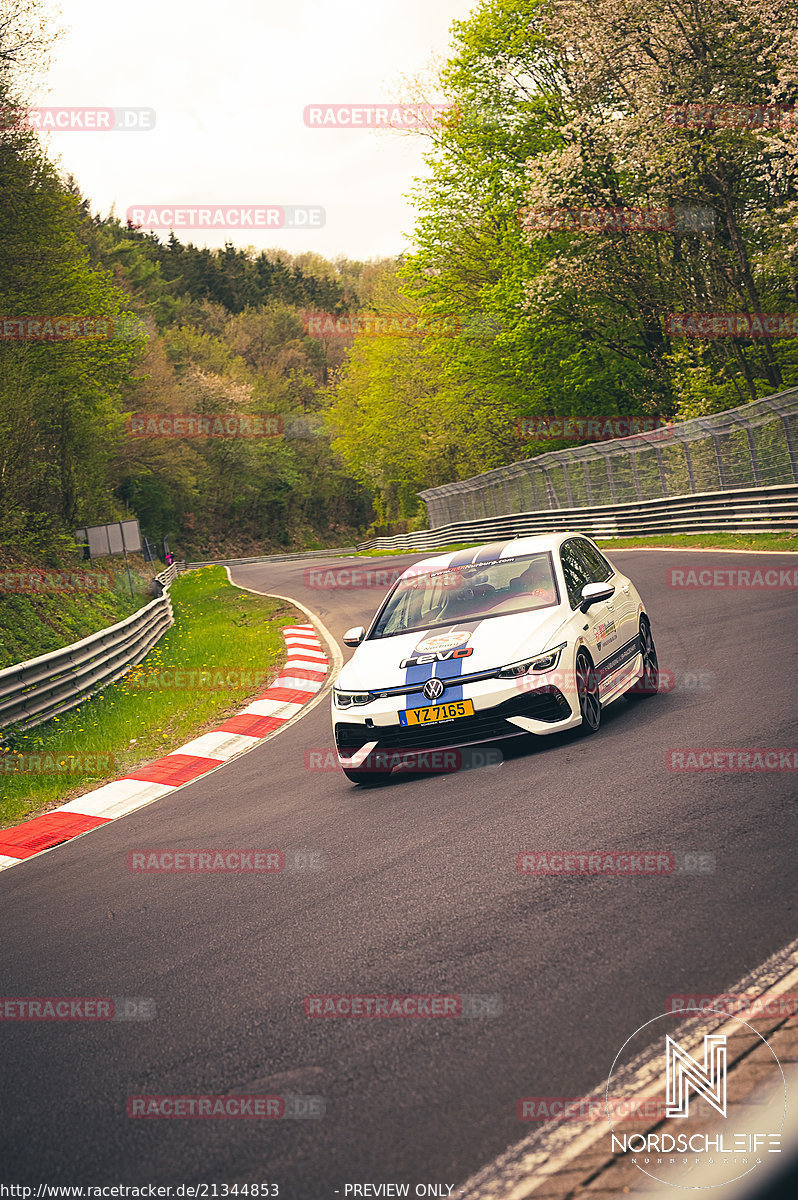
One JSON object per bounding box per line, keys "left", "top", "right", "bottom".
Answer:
{"left": 399, "top": 531, "right": 589, "bottom": 579}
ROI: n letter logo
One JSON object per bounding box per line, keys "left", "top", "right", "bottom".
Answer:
{"left": 665, "top": 1034, "right": 727, "bottom": 1118}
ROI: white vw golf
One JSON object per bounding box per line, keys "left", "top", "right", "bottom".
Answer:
{"left": 332, "top": 532, "right": 659, "bottom": 783}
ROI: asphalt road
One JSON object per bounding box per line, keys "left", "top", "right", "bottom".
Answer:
{"left": 1, "top": 549, "right": 796, "bottom": 1194}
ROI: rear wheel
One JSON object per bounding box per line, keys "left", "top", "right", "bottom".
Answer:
{"left": 575, "top": 650, "right": 601, "bottom": 735}
{"left": 626, "top": 616, "right": 659, "bottom": 698}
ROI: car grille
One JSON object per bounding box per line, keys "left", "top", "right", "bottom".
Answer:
{"left": 334, "top": 688, "right": 571, "bottom": 755}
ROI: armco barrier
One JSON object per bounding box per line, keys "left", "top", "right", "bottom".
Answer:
{"left": 184, "top": 547, "right": 357, "bottom": 569}
{"left": 0, "top": 551, "right": 348, "bottom": 733}
{"left": 156, "top": 561, "right": 181, "bottom": 586}
{"left": 0, "top": 566, "right": 176, "bottom": 732}
{"left": 357, "top": 483, "right": 798, "bottom": 552}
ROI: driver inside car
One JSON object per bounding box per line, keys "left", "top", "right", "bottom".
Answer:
{"left": 439, "top": 570, "right": 489, "bottom": 618}
{"left": 510, "top": 559, "right": 557, "bottom": 603}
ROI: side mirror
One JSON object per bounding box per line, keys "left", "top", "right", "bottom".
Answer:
{"left": 342, "top": 626, "right": 365, "bottom": 647}
{"left": 580, "top": 581, "right": 615, "bottom": 613}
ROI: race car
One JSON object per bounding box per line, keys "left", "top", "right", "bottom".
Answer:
{"left": 332, "top": 532, "right": 659, "bottom": 783}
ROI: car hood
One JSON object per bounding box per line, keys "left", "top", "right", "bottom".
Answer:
{"left": 336, "top": 607, "right": 571, "bottom": 691}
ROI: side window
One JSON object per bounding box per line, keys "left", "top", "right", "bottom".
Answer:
{"left": 575, "top": 539, "right": 613, "bottom": 582}
{"left": 560, "top": 540, "right": 592, "bottom": 608}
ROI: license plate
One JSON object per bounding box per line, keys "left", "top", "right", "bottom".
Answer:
{"left": 399, "top": 699, "right": 475, "bottom": 726}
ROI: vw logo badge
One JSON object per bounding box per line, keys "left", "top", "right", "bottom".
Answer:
{"left": 422, "top": 677, "right": 445, "bottom": 701}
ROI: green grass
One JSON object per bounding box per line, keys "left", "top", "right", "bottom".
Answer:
{"left": 0, "top": 554, "right": 159, "bottom": 670}
{"left": 0, "top": 566, "right": 301, "bottom": 827}
{"left": 357, "top": 543, "right": 476, "bottom": 558}
{"left": 357, "top": 531, "right": 798, "bottom": 557}
{"left": 595, "top": 531, "right": 798, "bottom": 551}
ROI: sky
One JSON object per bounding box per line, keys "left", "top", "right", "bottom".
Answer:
{"left": 31, "top": 0, "right": 477, "bottom": 261}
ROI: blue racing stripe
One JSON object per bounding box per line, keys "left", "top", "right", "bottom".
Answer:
{"left": 401, "top": 621, "right": 481, "bottom": 712}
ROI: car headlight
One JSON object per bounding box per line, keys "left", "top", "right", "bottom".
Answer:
{"left": 497, "top": 643, "right": 566, "bottom": 678}
{"left": 334, "top": 690, "right": 372, "bottom": 708}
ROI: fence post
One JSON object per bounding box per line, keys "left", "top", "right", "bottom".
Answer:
{"left": 682, "top": 438, "right": 697, "bottom": 492}
{"left": 780, "top": 416, "right": 798, "bottom": 484}
{"left": 711, "top": 433, "right": 728, "bottom": 489}
{"left": 745, "top": 426, "right": 761, "bottom": 485}
{"left": 654, "top": 445, "right": 668, "bottom": 495}
{"left": 561, "top": 462, "right": 574, "bottom": 508}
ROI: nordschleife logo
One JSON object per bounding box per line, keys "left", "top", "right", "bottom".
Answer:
{"left": 665, "top": 1033, "right": 727, "bottom": 1118}
{"left": 605, "top": 1009, "right": 785, "bottom": 1189}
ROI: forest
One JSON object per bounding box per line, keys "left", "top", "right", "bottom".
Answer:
{"left": 2, "top": 0, "right": 797, "bottom": 554}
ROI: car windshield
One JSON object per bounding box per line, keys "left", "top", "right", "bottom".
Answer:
{"left": 369, "top": 552, "right": 560, "bottom": 639}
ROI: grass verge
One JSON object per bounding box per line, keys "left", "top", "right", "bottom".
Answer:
{"left": 357, "top": 543, "right": 476, "bottom": 558}
{"left": 357, "top": 531, "right": 798, "bottom": 557}
{"left": 0, "top": 566, "right": 301, "bottom": 828}
{"left": 595, "top": 531, "right": 798, "bottom": 551}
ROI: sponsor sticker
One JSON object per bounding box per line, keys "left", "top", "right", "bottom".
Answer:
{"left": 413, "top": 631, "right": 471, "bottom": 655}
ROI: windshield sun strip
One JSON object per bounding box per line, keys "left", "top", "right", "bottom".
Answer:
{"left": 366, "top": 600, "right": 559, "bottom": 641}
{"left": 365, "top": 551, "right": 560, "bottom": 642}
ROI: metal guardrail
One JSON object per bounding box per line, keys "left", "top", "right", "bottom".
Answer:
{"left": 0, "top": 566, "right": 176, "bottom": 732}
{"left": 357, "top": 483, "right": 798, "bottom": 552}
{"left": 0, "top": 551, "right": 349, "bottom": 733}
{"left": 155, "top": 562, "right": 181, "bottom": 587}
{"left": 184, "top": 547, "right": 357, "bottom": 569}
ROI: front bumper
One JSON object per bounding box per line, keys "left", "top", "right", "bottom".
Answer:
{"left": 333, "top": 675, "right": 578, "bottom": 769}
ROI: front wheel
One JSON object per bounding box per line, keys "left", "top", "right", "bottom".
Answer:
{"left": 575, "top": 650, "right": 601, "bottom": 735}
{"left": 626, "top": 617, "right": 659, "bottom": 698}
